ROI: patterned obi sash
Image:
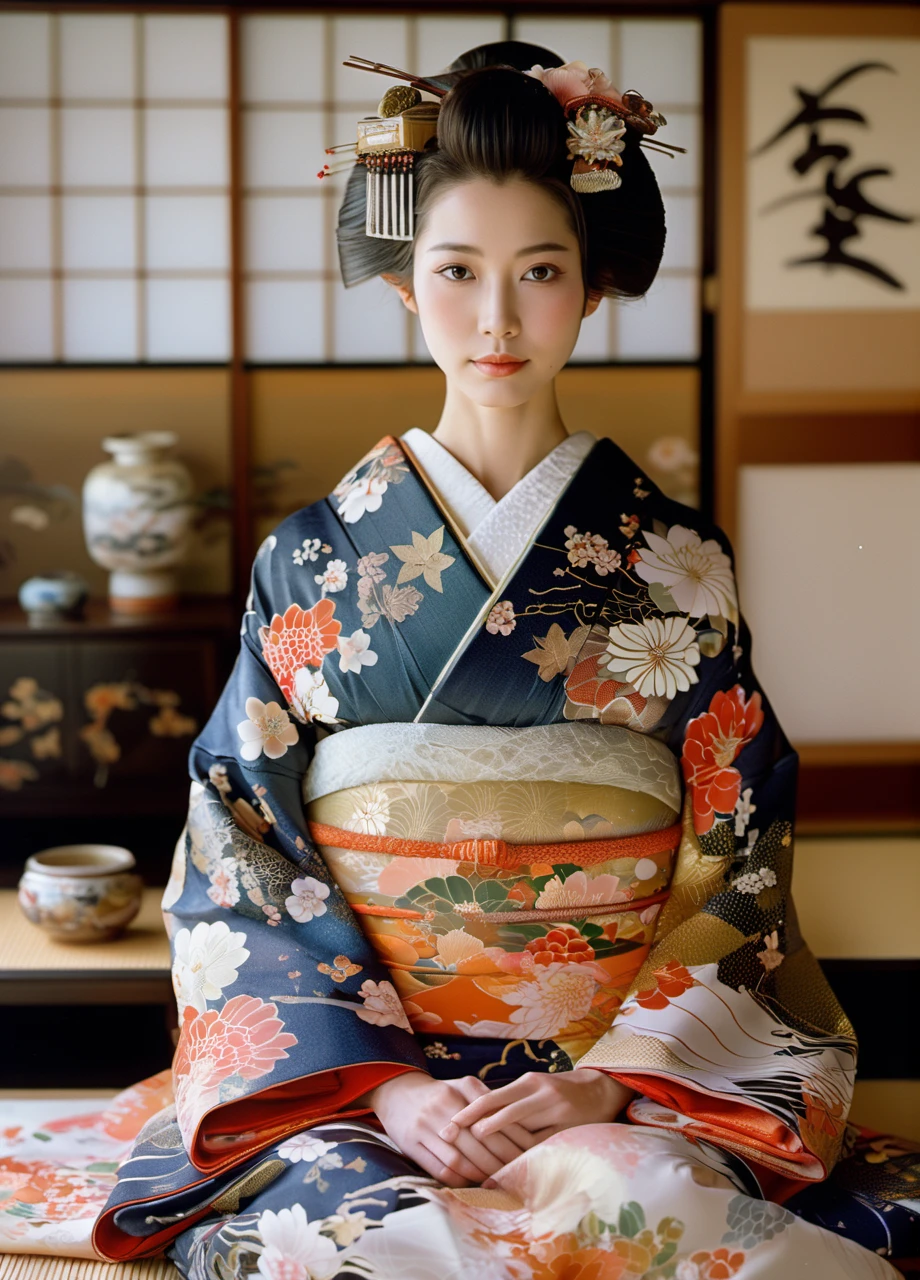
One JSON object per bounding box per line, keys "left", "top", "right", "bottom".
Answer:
{"left": 304, "top": 722, "right": 683, "bottom": 1064}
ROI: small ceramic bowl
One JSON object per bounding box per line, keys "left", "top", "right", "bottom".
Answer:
{"left": 18, "top": 571, "right": 89, "bottom": 625}
{"left": 18, "top": 844, "right": 143, "bottom": 943}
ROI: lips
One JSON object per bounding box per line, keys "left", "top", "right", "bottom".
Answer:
{"left": 472, "top": 354, "right": 529, "bottom": 378}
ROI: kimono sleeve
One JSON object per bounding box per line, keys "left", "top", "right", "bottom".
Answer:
{"left": 576, "top": 521, "right": 857, "bottom": 1189}
{"left": 158, "top": 520, "right": 429, "bottom": 1174}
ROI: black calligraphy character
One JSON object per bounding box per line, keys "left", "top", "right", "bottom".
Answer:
{"left": 752, "top": 62, "right": 915, "bottom": 290}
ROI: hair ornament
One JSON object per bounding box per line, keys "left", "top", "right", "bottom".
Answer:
{"left": 525, "top": 61, "right": 684, "bottom": 194}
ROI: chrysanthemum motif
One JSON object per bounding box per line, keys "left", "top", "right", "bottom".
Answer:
{"left": 604, "top": 615, "right": 701, "bottom": 700}
{"left": 567, "top": 106, "right": 627, "bottom": 165}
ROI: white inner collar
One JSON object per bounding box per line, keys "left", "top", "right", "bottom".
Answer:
{"left": 401, "top": 427, "right": 595, "bottom": 585}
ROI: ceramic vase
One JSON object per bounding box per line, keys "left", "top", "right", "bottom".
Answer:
{"left": 83, "top": 431, "right": 195, "bottom": 614}
{"left": 18, "top": 845, "right": 143, "bottom": 943}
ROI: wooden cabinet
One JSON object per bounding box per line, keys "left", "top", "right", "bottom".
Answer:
{"left": 0, "top": 597, "right": 239, "bottom": 885}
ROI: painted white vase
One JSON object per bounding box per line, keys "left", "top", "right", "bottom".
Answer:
{"left": 83, "top": 431, "right": 195, "bottom": 614}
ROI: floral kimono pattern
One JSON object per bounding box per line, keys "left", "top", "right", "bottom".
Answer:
{"left": 3, "top": 434, "right": 917, "bottom": 1278}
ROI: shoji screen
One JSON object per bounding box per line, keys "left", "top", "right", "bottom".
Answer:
{"left": 0, "top": 10, "right": 230, "bottom": 362}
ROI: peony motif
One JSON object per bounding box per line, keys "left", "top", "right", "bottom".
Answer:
{"left": 256, "top": 1203, "right": 339, "bottom": 1280}
{"left": 285, "top": 875, "right": 330, "bottom": 923}
{"left": 259, "top": 600, "right": 342, "bottom": 701}
{"left": 337, "top": 476, "right": 388, "bottom": 524}
{"left": 682, "top": 685, "right": 764, "bottom": 835}
{"left": 605, "top": 615, "right": 701, "bottom": 700}
{"left": 336, "top": 629, "right": 378, "bottom": 675}
{"left": 173, "top": 995, "right": 296, "bottom": 1138}
{"left": 343, "top": 785, "right": 390, "bottom": 836}
{"left": 314, "top": 559, "right": 348, "bottom": 593}
{"left": 486, "top": 600, "right": 516, "bottom": 636}
{"left": 172, "top": 920, "right": 250, "bottom": 1016}
{"left": 461, "top": 962, "right": 598, "bottom": 1040}
{"left": 534, "top": 872, "right": 632, "bottom": 911}
{"left": 634, "top": 525, "right": 737, "bottom": 620}
{"left": 237, "top": 697, "right": 300, "bottom": 762}
{"left": 291, "top": 669, "right": 340, "bottom": 725}
{"left": 355, "top": 979, "right": 411, "bottom": 1031}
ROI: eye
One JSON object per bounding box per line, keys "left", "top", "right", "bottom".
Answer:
{"left": 437, "top": 264, "right": 474, "bottom": 281}
{"left": 523, "top": 264, "right": 560, "bottom": 282}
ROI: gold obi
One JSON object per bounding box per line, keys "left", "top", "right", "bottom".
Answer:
{"left": 307, "top": 776, "right": 680, "bottom": 1063}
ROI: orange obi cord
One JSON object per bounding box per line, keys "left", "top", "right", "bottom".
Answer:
{"left": 308, "top": 819, "right": 682, "bottom": 871}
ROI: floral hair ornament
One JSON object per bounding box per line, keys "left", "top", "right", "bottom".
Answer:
{"left": 318, "top": 56, "right": 446, "bottom": 241}
{"left": 525, "top": 61, "right": 686, "bottom": 193}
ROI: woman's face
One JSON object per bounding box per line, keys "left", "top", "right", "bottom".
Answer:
{"left": 392, "top": 177, "right": 599, "bottom": 407}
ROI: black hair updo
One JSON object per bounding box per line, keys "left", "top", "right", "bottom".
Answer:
{"left": 336, "top": 40, "right": 666, "bottom": 301}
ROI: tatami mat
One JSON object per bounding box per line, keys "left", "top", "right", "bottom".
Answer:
{"left": 0, "top": 1259, "right": 178, "bottom": 1280}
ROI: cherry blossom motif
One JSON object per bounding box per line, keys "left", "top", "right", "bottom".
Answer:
{"left": 336, "top": 629, "right": 378, "bottom": 675}
{"left": 291, "top": 669, "right": 340, "bottom": 725}
{"left": 292, "top": 537, "right": 322, "bottom": 566}
{"left": 633, "top": 525, "right": 737, "bottom": 620}
{"left": 486, "top": 600, "right": 516, "bottom": 635}
{"left": 259, "top": 600, "right": 342, "bottom": 701}
{"left": 681, "top": 685, "right": 765, "bottom": 835}
{"left": 605, "top": 615, "right": 701, "bottom": 700}
{"left": 343, "top": 785, "right": 390, "bottom": 836}
{"left": 355, "top": 979, "right": 411, "bottom": 1031}
{"left": 635, "top": 959, "right": 696, "bottom": 1010}
{"left": 237, "top": 697, "right": 300, "bottom": 762}
{"left": 285, "top": 875, "right": 330, "bottom": 923}
{"left": 732, "top": 867, "right": 777, "bottom": 895}
{"left": 172, "top": 920, "right": 250, "bottom": 1016}
{"left": 337, "top": 476, "right": 388, "bottom": 524}
{"left": 313, "top": 559, "right": 348, "bottom": 593}
{"left": 256, "top": 1203, "right": 339, "bottom": 1280}
{"left": 534, "top": 872, "right": 633, "bottom": 911}
{"left": 277, "top": 1133, "right": 339, "bottom": 1164}
{"left": 173, "top": 996, "right": 296, "bottom": 1138}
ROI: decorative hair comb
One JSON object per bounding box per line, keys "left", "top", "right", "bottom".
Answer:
{"left": 525, "top": 61, "right": 685, "bottom": 192}
{"left": 318, "top": 55, "right": 685, "bottom": 240}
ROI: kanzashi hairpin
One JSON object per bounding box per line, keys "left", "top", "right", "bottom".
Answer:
{"left": 526, "top": 61, "right": 686, "bottom": 193}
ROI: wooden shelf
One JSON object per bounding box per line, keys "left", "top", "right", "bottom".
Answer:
{"left": 796, "top": 741, "right": 920, "bottom": 767}
{"left": 0, "top": 887, "right": 172, "bottom": 1005}
{"left": 0, "top": 594, "right": 238, "bottom": 639}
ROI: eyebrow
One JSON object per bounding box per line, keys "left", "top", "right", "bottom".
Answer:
{"left": 426, "top": 241, "right": 572, "bottom": 256}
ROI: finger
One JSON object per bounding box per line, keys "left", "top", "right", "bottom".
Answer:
{"left": 452, "top": 1128, "right": 505, "bottom": 1178}
{"left": 476, "top": 1128, "right": 528, "bottom": 1166}
{"left": 472, "top": 1100, "right": 556, "bottom": 1137}
{"left": 422, "top": 1135, "right": 490, "bottom": 1185}
{"left": 450, "top": 1078, "right": 529, "bottom": 1128}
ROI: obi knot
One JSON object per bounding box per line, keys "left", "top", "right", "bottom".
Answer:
{"left": 452, "top": 837, "right": 512, "bottom": 868}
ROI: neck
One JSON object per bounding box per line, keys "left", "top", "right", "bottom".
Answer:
{"left": 431, "top": 379, "right": 569, "bottom": 501}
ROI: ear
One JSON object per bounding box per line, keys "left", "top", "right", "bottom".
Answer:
{"left": 381, "top": 272, "right": 418, "bottom": 315}
{"left": 583, "top": 292, "right": 603, "bottom": 318}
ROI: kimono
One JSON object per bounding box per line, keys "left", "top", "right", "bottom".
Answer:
{"left": 3, "top": 428, "right": 917, "bottom": 1278}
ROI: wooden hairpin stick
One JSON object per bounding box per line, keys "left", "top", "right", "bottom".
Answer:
{"left": 342, "top": 55, "right": 448, "bottom": 98}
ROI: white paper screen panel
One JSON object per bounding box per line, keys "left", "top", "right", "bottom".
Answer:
{"left": 738, "top": 464, "right": 920, "bottom": 743}
{"left": 0, "top": 11, "right": 230, "bottom": 363}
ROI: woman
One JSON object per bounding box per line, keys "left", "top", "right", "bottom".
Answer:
{"left": 7, "top": 40, "right": 914, "bottom": 1280}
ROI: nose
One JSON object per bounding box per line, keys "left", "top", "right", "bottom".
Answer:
{"left": 478, "top": 278, "right": 520, "bottom": 341}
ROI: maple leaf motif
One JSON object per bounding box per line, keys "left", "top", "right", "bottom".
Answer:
{"left": 522, "top": 623, "right": 582, "bottom": 682}
{"left": 389, "top": 526, "right": 455, "bottom": 593}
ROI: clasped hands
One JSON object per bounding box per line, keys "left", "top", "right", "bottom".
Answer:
{"left": 367, "top": 1068, "right": 633, "bottom": 1189}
